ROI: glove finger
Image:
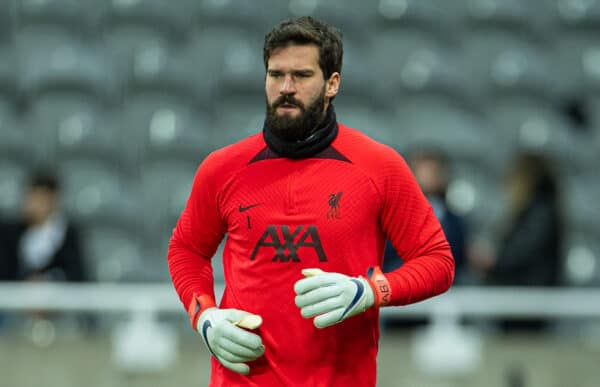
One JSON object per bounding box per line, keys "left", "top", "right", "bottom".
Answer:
{"left": 219, "top": 358, "right": 250, "bottom": 375}
{"left": 221, "top": 323, "right": 263, "bottom": 351}
{"left": 294, "top": 274, "right": 341, "bottom": 295}
{"left": 222, "top": 309, "right": 262, "bottom": 329}
{"left": 220, "top": 336, "right": 264, "bottom": 361}
{"left": 215, "top": 347, "right": 254, "bottom": 364}
{"left": 300, "top": 296, "right": 344, "bottom": 318}
{"left": 295, "top": 285, "right": 342, "bottom": 308}
{"left": 313, "top": 309, "right": 344, "bottom": 329}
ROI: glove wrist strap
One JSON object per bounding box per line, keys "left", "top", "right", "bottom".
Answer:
{"left": 366, "top": 266, "right": 391, "bottom": 307}
{"left": 188, "top": 293, "right": 217, "bottom": 329}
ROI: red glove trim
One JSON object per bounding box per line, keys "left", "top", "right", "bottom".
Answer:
{"left": 366, "top": 266, "right": 391, "bottom": 307}
{"left": 188, "top": 293, "right": 216, "bottom": 329}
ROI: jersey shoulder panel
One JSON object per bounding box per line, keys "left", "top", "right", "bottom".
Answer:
{"left": 335, "top": 124, "right": 410, "bottom": 189}
{"left": 202, "top": 133, "right": 265, "bottom": 180}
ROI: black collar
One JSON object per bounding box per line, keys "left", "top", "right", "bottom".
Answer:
{"left": 262, "top": 106, "right": 338, "bottom": 159}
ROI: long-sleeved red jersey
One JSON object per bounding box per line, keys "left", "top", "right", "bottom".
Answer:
{"left": 168, "top": 123, "right": 454, "bottom": 387}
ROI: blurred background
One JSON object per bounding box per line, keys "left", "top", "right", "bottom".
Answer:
{"left": 0, "top": 0, "right": 599, "bottom": 386}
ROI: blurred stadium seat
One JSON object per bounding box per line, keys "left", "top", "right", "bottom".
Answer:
{"left": 16, "top": 29, "right": 116, "bottom": 102}
{"left": 0, "top": 43, "right": 17, "bottom": 97}
{"left": 103, "top": 0, "right": 192, "bottom": 40}
{"left": 337, "top": 32, "right": 374, "bottom": 99}
{"left": 141, "top": 159, "right": 198, "bottom": 231}
{"left": 58, "top": 159, "right": 137, "bottom": 229}
{"left": 212, "top": 92, "right": 266, "bottom": 149}
{"left": 119, "top": 93, "right": 211, "bottom": 168}
{"left": 462, "top": 0, "right": 540, "bottom": 35}
{"left": 0, "top": 97, "right": 28, "bottom": 163}
{"left": 552, "top": 0, "right": 600, "bottom": 29}
{"left": 372, "top": 28, "right": 468, "bottom": 103}
{"left": 0, "top": 2, "right": 14, "bottom": 42}
{"left": 393, "top": 96, "right": 494, "bottom": 166}
{"left": 27, "top": 92, "right": 121, "bottom": 165}
{"left": 194, "top": 0, "right": 273, "bottom": 31}
{"left": 460, "top": 30, "right": 555, "bottom": 103}
{"left": 375, "top": 0, "right": 460, "bottom": 36}
{"left": 563, "top": 172, "right": 600, "bottom": 237}
{"left": 84, "top": 224, "right": 145, "bottom": 282}
{"left": 484, "top": 96, "right": 580, "bottom": 172}
{"left": 287, "top": 0, "right": 378, "bottom": 32}
{"left": 0, "top": 160, "right": 28, "bottom": 218}
{"left": 334, "top": 95, "right": 398, "bottom": 146}
{"left": 15, "top": 0, "right": 105, "bottom": 37}
{"left": 124, "top": 39, "right": 211, "bottom": 104}
{"left": 553, "top": 31, "right": 600, "bottom": 96}
{"left": 189, "top": 27, "right": 264, "bottom": 95}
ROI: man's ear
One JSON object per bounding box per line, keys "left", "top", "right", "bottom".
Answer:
{"left": 325, "top": 72, "right": 340, "bottom": 99}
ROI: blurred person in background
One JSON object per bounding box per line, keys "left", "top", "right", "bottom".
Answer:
{"left": 0, "top": 170, "right": 86, "bottom": 283}
{"left": 384, "top": 147, "right": 468, "bottom": 284}
{"left": 471, "top": 151, "right": 563, "bottom": 332}
{"left": 168, "top": 16, "right": 454, "bottom": 387}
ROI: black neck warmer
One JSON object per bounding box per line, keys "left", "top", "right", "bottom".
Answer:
{"left": 262, "top": 105, "right": 338, "bottom": 159}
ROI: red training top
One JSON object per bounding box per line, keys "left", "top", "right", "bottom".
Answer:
{"left": 168, "top": 124, "right": 454, "bottom": 387}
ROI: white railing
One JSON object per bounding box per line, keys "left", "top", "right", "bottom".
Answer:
{"left": 0, "top": 282, "right": 599, "bottom": 319}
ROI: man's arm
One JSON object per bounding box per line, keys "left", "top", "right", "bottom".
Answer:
{"left": 377, "top": 151, "right": 455, "bottom": 306}
{"left": 167, "top": 153, "right": 227, "bottom": 328}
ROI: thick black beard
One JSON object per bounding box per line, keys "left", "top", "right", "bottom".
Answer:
{"left": 265, "top": 87, "right": 326, "bottom": 142}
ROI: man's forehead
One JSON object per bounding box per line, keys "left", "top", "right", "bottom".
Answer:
{"left": 267, "top": 43, "right": 320, "bottom": 69}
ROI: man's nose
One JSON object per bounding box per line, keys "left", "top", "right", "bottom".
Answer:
{"left": 280, "top": 74, "right": 296, "bottom": 94}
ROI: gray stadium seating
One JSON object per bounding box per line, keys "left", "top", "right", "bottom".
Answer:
{"left": 287, "top": 0, "right": 378, "bottom": 31}
{"left": 190, "top": 27, "right": 263, "bottom": 95}
{"left": 0, "top": 0, "right": 598, "bottom": 287}
{"left": 123, "top": 39, "right": 211, "bottom": 104}
{"left": 552, "top": 32, "right": 600, "bottom": 96}
{"left": 484, "top": 96, "right": 579, "bottom": 172}
{"left": 141, "top": 160, "right": 198, "bottom": 228}
{"left": 334, "top": 96, "right": 398, "bottom": 146}
{"left": 84, "top": 224, "right": 144, "bottom": 282}
{"left": 0, "top": 161, "right": 28, "bottom": 218}
{"left": 28, "top": 92, "right": 121, "bottom": 166}
{"left": 552, "top": 0, "right": 600, "bottom": 29}
{"left": 212, "top": 92, "right": 266, "bottom": 149}
{"left": 58, "top": 159, "right": 137, "bottom": 228}
{"left": 16, "top": 0, "right": 105, "bottom": 37}
{"left": 194, "top": 0, "right": 273, "bottom": 31}
{"left": 463, "top": 0, "right": 537, "bottom": 31}
{"left": 0, "top": 98, "right": 29, "bottom": 163}
{"left": 460, "top": 31, "right": 555, "bottom": 102}
{"left": 372, "top": 28, "right": 468, "bottom": 102}
{"left": 16, "top": 28, "right": 116, "bottom": 102}
{"left": 104, "top": 0, "right": 192, "bottom": 40}
{"left": 393, "top": 96, "right": 494, "bottom": 167}
{"left": 376, "top": 0, "right": 459, "bottom": 33}
{"left": 119, "top": 93, "right": 211, "bottom": 167}
{"left": 0, "top": 43, "right": 16, "bottom": 96}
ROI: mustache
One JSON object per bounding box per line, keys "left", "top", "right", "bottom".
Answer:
{"left": 272, "top": 95, "right": 305, "bottom": 110}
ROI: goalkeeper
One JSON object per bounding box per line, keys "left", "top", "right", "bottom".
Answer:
{"left": 168, "top": 16, "right": 454, "bottom": 387}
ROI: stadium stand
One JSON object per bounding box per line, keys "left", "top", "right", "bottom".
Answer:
{"left": 1, "top": 2, "right": 600, "bottom": 386}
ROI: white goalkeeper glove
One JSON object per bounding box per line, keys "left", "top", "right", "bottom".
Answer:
{"left": 197, "top": 307, "right": 265, "bottom": 375}
{"left": 294, "top": 268, "right": 375, "bottom": 329}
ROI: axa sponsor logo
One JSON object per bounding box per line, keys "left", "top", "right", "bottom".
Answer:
{"left": 250, "top": 225, "right": 327, "bottom": 262}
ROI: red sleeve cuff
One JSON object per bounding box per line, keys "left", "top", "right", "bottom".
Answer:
{"left": 188, "top": 293, "right": 217, "bottom": 329}
{"left": 366, "top": 266, "right": 391, "bottom": 307}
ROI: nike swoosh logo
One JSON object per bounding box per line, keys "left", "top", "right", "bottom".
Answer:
{"left": 239, "top": 203, "right": 262, "bottom": 212}
{"left": 201, "top": 320, "right": 216, "bottom": 356}
{"left": 341, "top": 279, "right": 365, "bottom": 320}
